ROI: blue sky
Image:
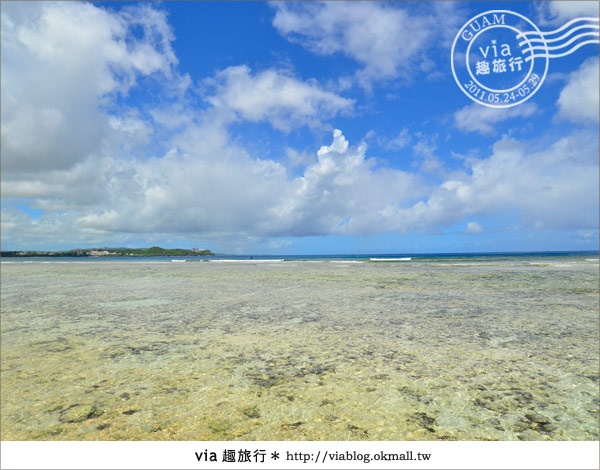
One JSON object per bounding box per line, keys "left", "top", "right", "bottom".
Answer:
{"left": 1, "top": 1, "right": 598, "bottom": 254}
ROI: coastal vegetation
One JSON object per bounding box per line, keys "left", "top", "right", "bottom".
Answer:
{"left": 1, "top": 246, "right": 214, "bottom": 257}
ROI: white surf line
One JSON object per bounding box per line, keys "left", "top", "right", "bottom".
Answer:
{"left": 208, "top": 259, "right": 285, "bottom": 263}
{"left": 369, "top": 257, "right": 412, "bottom": 261}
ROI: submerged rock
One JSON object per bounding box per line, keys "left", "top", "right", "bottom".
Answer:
{"left": 517, "top": 429, "right": 540, "bottom": 441}
{"left": 208, "top": 421, "right": 231, "bottom": 434}
{"left": 281, "top": 421, "right": 303, "bottom": 430}
{"left": 347, "top": 424, "right": 369, "bottom": 437}
{"left": 412, "top": 412, "right": 437, "bottom": 433}
{"left": 59, "top": 404, "right": 102, "bottom": 423}
{"left": 514, "top": 413, "right": 556, "bottom": 434}
{"left": 524, "top": 413, "right": 555, "bottom": 433}
{"left": 242, "top": 406, "right": 261, "bottom": 419}
{"left": 525, "top": 413, "right": 550, "bottom": 424}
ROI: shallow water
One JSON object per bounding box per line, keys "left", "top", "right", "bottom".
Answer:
{"left": 1, "top": 258, "right": 598, "bottom": 440}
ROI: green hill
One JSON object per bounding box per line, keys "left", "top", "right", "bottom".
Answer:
{"left": 1, "top": 247, "right": 214, "bottom": 257}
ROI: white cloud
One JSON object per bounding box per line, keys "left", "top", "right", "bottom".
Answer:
{"left": 411, "top": 133, "right": 443, "bottom": 174}
{"left": 271, "top": 2, "right": 436, "bottom": 86}
{"left": 454, "top": 103, "right": 538, "bottom": 135}
{"left": 268, "top": 239, "right": 293, "bottom": 250}
{"left": 465, "top": 222, "right": 483, "bottom": 234}
{"left": 135, "top": 129, "right": 423, "bottom": 238}
{"left": 286, "top": 148, "right": 315, "bottom": 167}
{"left": 1, "top": 129, "right": 427, "bottom": 244}
{"left": 557, "top": 57, "right": 599, "bottom": 124}
{"left": 1, "top": 1, "right": 177, "bottom": 174}
{"left": 394, "top": 131, "right": 599, "bottom": 233}
{"left": 412, "top": 133, "right": 437, "bottom": 160}
{"left": 108, "top": 111, "right": 154, "bottom": 149}
{"left": 205, "top": 65, "right": 353, "bottom": 131}
{"left": 285, "top": 129, "right": 597, "bottom": 236}
{"left": 275, "top": 130, "right": 424, "bottom": 236}
{"left": 2, "top": 1, "right": 355, "bottom": 224}
{"left": 380, "top": 128, "right": 411, "bottom": 150}
{"left": 2, "top": 126, "right": 598, "bottom": 248}
{"left": 537, "top": 1, "right": 600, "bottom": 25}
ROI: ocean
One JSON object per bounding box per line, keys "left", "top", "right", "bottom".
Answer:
{"left": 2, "top": 250, "right": 597, "bottom": 263}
{"left": 1, "top": 252, "right": 598, "bottom": 440}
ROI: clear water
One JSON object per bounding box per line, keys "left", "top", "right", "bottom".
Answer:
{"left": 1, "top": 255, "right": 598, "bottom": 440}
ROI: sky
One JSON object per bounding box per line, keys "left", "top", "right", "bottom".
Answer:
{"left": 1, "top": 1, "right": 599, "bottom": 254}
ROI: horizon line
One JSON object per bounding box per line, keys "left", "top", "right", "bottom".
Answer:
{"left": 2, "top": 249, "right": 598, "bottom": 257}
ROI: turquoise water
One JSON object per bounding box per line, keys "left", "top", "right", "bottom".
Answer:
{"left": 1, "top": 254, "right": 598, "bottom": 440}
{"left": 3, "top": 251, "right": 597, "bottom": 262}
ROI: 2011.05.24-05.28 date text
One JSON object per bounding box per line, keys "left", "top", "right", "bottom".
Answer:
{"left": 463, "top": 74, "right": 540, "bottom": 104}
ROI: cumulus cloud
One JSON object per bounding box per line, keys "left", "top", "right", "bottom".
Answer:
{"left": 1, "top": 1, "right": 177, "bottom": 175}
{"left": 83, "top": 130, "right": 424, "bottom": 238}
{"left": 205, "top": 65, "right": 354, "bottom": 131}
{"left": 271, "top": 2, "right": 436, "bottom": 86}
{"left": 454, "top": 103, "right": 538, "bottom": 135}
{"left": 394, "top": 131, "right": 599, "bottom": 233}
{"left": 4, "top": 124, "right": 598, "bottom": 249}
{"left": 1, "top": 2, "right": 354, "bottom": 216}
{"left": 557, "top": 57, "right": 599, "bottom": 124}
{"left": 1, "top": 128, "right": 426, "bottom": 246}
{"left": 273, "top": 130, "right": 424, "bottom": 236}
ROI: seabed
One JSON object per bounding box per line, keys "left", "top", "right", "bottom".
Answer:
{"left": 1, "top": 257, "right": 598, "bottom": 440}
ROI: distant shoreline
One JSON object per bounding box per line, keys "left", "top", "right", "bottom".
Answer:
{"left": 1, "top": 246, "right": 214, "bottom": 257}
{"left": 2, "top": 250, "right": 597, "bottom": 261}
